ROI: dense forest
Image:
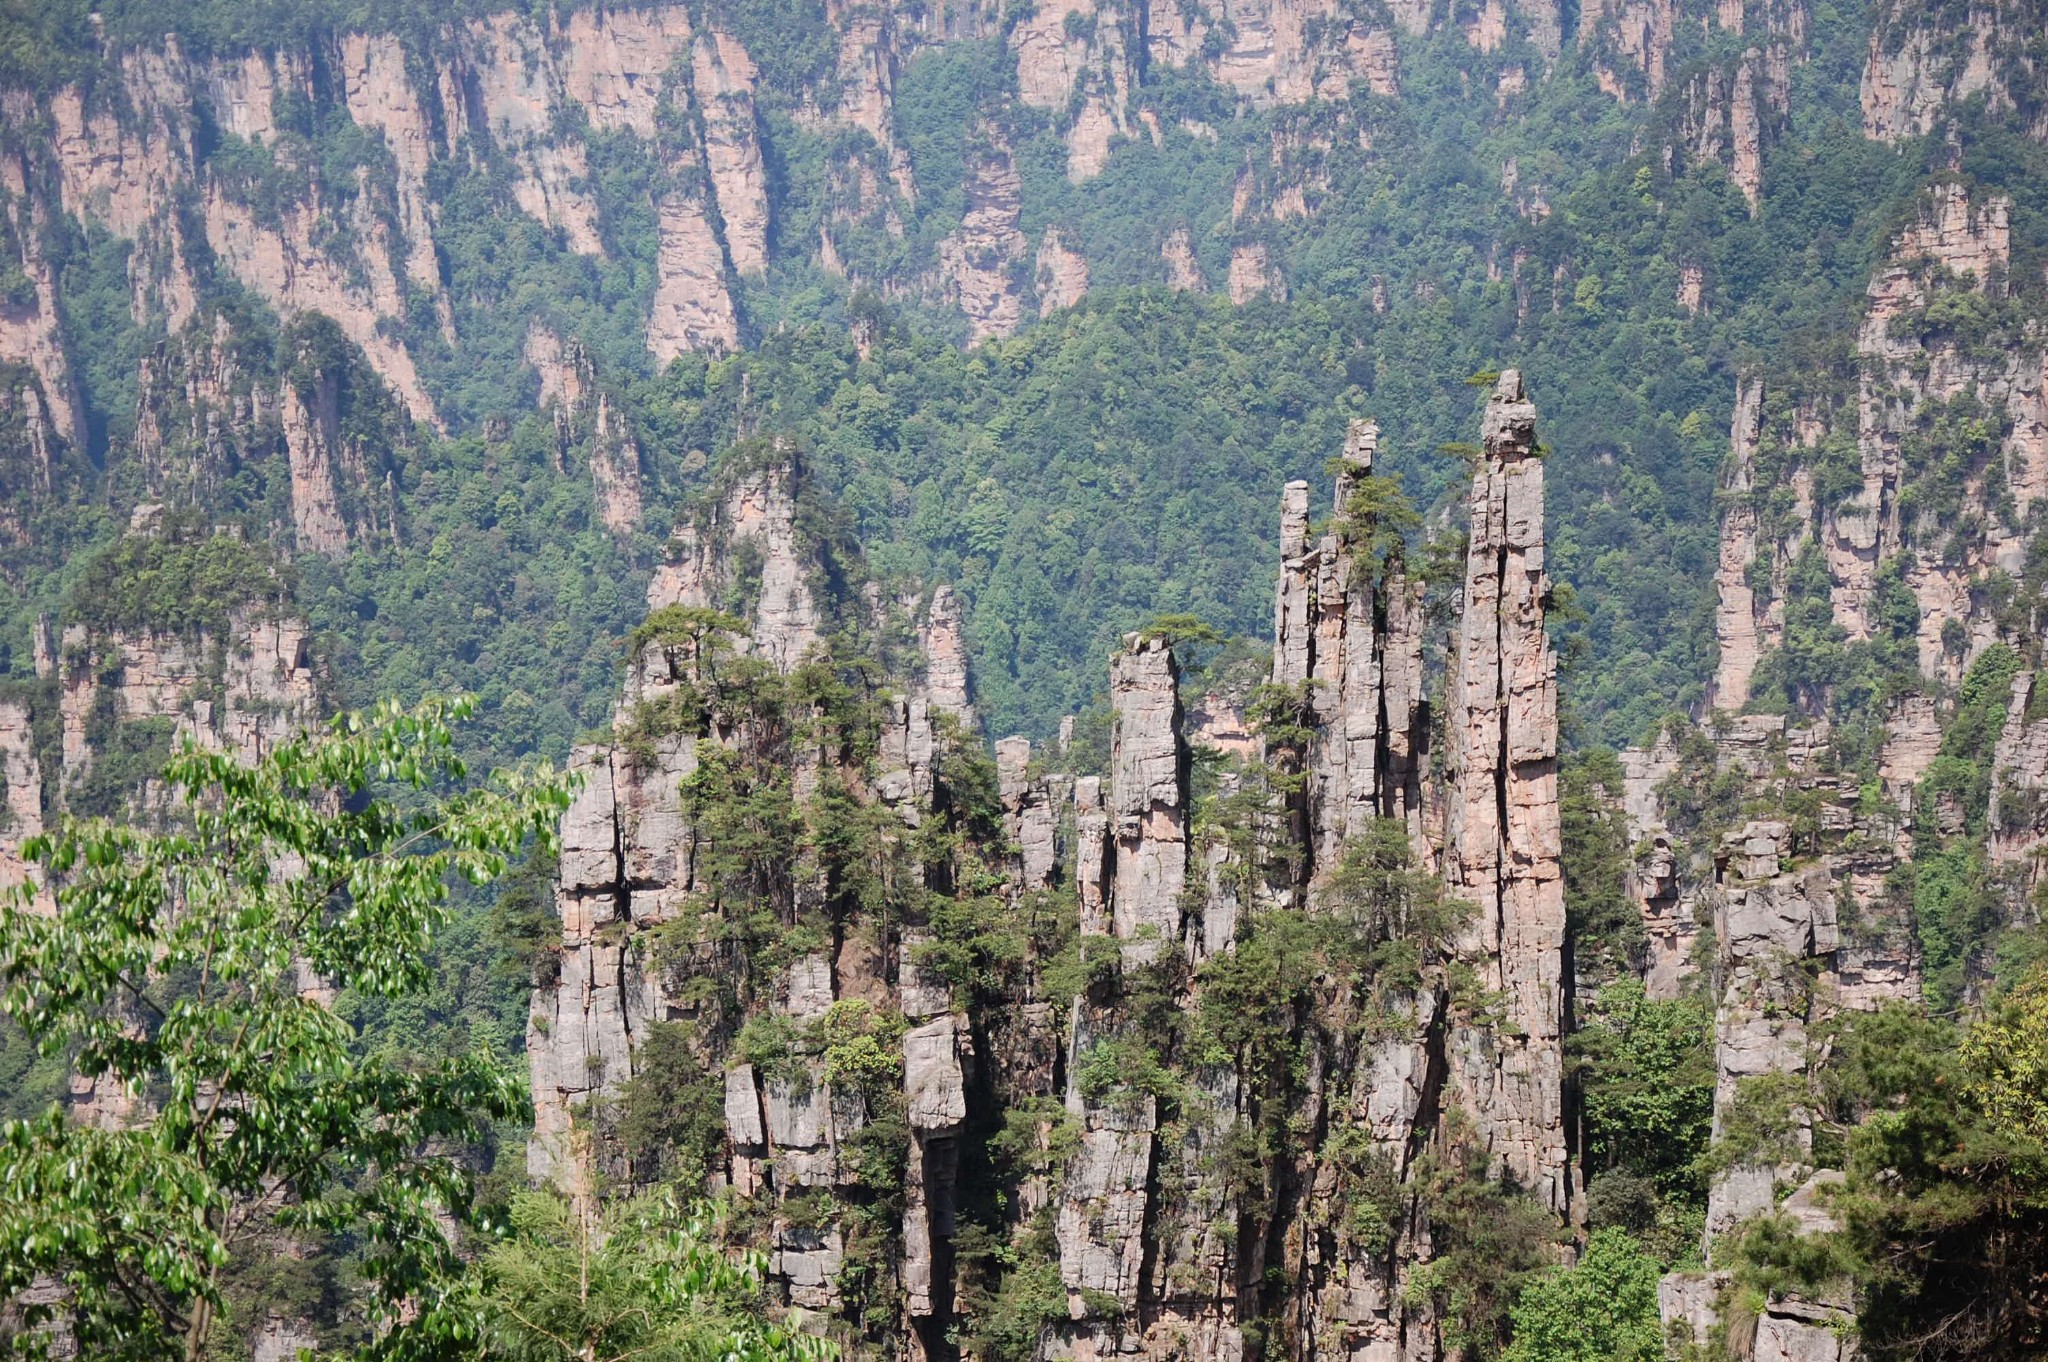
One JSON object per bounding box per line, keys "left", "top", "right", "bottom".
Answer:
{"left": 0, "top": 0, "right": 2045, "bottom": 1358}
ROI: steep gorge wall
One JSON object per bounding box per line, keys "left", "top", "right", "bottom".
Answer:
{"left": 1710, "top": 174, "right": 2048, "bottom": 715}
{"left": 0, "top": 0, "right": 1787, "bottom": 467}
{"left": 1643, "top": 67, "right": 2048, "bottom": 1351}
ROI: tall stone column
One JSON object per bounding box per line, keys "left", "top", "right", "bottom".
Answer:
{"left": 1270, "top": 421, "right": 1433, "bottom": 887}
{"left": 1108, "top": 634, "right": 1190, "bottom": 964}
{"left": 1442, "top": 370, "right": 1576, "bottom": 1220}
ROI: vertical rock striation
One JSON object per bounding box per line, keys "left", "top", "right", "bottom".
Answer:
{"left": 1105, "top": 635, "right": 1189, "bottom": 963}
{"left": 1442, "top": 371, "right": 1574, "bottom": 1219}
{"left": 937, "top": 132, "right": 1028, "bottom": 343}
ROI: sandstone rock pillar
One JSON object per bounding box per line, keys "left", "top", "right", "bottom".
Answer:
{"left": 1443, "top": 370, "right": 1575, "bottom": 1219}
{"left": 1270, "top": 421, "right": 1433, "bottom": 886}
{"left": 1107, "top": 634, "right": 1190, "bottom": 964}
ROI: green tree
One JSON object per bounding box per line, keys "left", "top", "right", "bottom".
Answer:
{"left": 1559, "top": 749, "right": 1639, "bottom": 986}
{"left": 1500, "top": 1228, "right": 1663, "bottom": 1362}
{"left": 0, "top": 697, "right": 571, "bottom": 1360}
{"left": 1732, "top": 996, "right": 2048, "bottom": 1360}
{"left": 1572, "top": 978, "right": 1715, "bottom": 1200}
{"left": 475, "top": 1190, "right": 832, "bottom": 1362}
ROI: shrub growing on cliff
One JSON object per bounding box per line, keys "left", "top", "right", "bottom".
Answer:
{"left": 1572, "top": 979, "right": 1714, "bottom": 1204}
{"left": 64, "top": 513, "right": 295, "bottom": 637}
{"left": 1727, "top": 992, "right": 2048, "bottom": 1361}
{"left": 1559, "top": 749, "right": 1640, "bottom": 986}
{"left": 1405, "top": 1125, "right": 1564, "bottom": 1358}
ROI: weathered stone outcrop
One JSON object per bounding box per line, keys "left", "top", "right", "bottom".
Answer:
{"left": 526, "top": 324, "right": 644, "bottom": 538}
{"left": 1035, "top": 230, "right": 1090, "bottom": 316}
{"left": 1442, "top": 371, "right": 1575, "bottom": 1219}
{"left": 1699, "top": 819, "right": 1832, "bottom": 1242}
{"left": 1580, "top": 0, "right": 1678, "bottom": 99}
{"left": 1227, "top": 242, "right": 1287, "bottom": 303}
{"left": 920, "top": 584, "right": 974, "bottom": 727}
{"left": 1678, "top": 43, "right": 1790, "bottom": 211}
{"left": 277, "top": 374, "right": 351, "bottom": 557}
{"left": 55, "top": 608, "right": 321, "bottom": 797}
{"left": 692, "top": 32, "right": 771, "bottom": 278}
{"left": 937, "top": 133, "right": 1028, "bottom": 343}
{"left": 996, "top": 735, "right": 1062, "bottom": 894}
{"left": 530, "top": 390, "right": 1586, "bottom": 1362}
{"left": 1147, "top": 0, "right": 1401, "bottom": 105}
{"left": 128, "top": 312, "right": 402, "bottom": 554}
{"left": 1631, "top": 835, "right": 1694, "bottom": 1000}
{"left": 0, "top": 161, "right": 84, "bottom": 448}
{"left": 1163, "top": 227, "right": 1206, "bottom": 292}
{"left": 1012, "top": 0, "right": 1139, "bottom": 182}
{"left": 1709, "top": 178, "right": 2048, "bottom": 724}
{"left": 0, "top": 371, "right": 63, "bottom": 545}
{"left": 1274, "top": 419, "right": 1431, "bottom": 872}
{"left": 1861, "top": 0, "right": 2047, "bottom": 143}
{"left": 7, "top": 5, "right": 789, "bottom": 401}
{"left": 338, "top": 33, "right": 455, "bottom": 342}
{"left": 1103, "top": 634, "right": 1189, "bottom": 963}
{"left": 650, "top": 189, "right": 743, "bottom": 362}
{"left": 527, "top": 451, "right": 991, "bottom": 1343}
{"left": 202, "top": 179, "right": 437, "bottom": 429}
{"left": 0, "top": 694, "right": 45, "bottom": 910}
{"left": 1711, "top": 376, "right": 1771, "bottom": 709}
{"left": 1989, "top": 672, "right": 2048, "bottom": 890}
{"left": 651, "top": 452, "right": 821, "bottom": 669}
{"left": 1842, "top": 181, "right": 2026, "bottom": 668}
{"left": 1635, "top": 709, "right": 1925, "bottom": 1353}
{"left": 813, "top": 0, "right": 919, "bottom": 208}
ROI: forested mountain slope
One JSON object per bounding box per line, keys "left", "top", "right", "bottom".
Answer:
{"left": 2, "top": 0, "right": 2048, "bottom": 1359}
{"left": 0, "top": 0, "right": 2039, "bottom": 752}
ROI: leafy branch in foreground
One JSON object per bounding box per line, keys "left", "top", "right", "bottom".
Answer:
{"left": 0, "top": 696, "right": 572, "bottom": 1361}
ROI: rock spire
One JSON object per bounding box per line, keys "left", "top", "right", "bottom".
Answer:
{"left": 1442, "top": 369, "right": 1575, "bottom": 1217}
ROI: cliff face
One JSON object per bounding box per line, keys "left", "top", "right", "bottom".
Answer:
{"left": 1675, "top": 43, "right": 1790, "bottom": 212}
{"left": 937, "top": 133, "right": 1029, "bottom": 343}
{"left": 1649, "top": 163, "right": 2048, "bottom": 1362}
{"left": 1441, "top": 373, "right": 1573, "bottom": 1222}
{"left": 1618, "top": 716, "right": 1919, "bottom": 1356}
{"left": 127, "top": 311, "right": 407, "bottom": 556}
{"left": 0, "top": 0, "right": 1763, "bottom": 444}
{"left": 1861, "top": 0, "right": 2047, "bottom": 143}
{"left": 530, "top": 389, "right": 1578, "bottom": 1361}
{"left": 527, "top": 324, "right": 646, "bottom": 540}
{"left": 0, "top": 4, "right": 783, "bottom": 448}
{"left": 1711, "top": 178, "right": 2043, "bottom": 711}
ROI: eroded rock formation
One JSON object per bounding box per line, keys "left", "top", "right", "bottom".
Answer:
{"left": 533, "top": 392, "right": 1581, "bottom": 1362}
{"left": 937, "top": 133, "right": 1029, "bottom": 343}
{"left": 1709, "top": 178, "right": 2048, "bottom": 711}
{"left": 1442, "top": 372, "right": 1574, "bottom": 1219}
{"left": 528, "top": 324, "right": 646, "bottom": 539}
{"left": 1862, "top": 0, "right": 2045, "bottom": 143}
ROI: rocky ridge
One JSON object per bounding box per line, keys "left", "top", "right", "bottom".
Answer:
{"left": 528, "top": 378, "right": 1582, "bottom": 1361}
{"left": 0, "top": 0, "right": 1796, "bottom": 450}
{"left": 1710, "top": 177, "right": 2047, "bottom": 711}
{"left": 1633, "top": 166, "right": 2048, "bottom": 1357}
